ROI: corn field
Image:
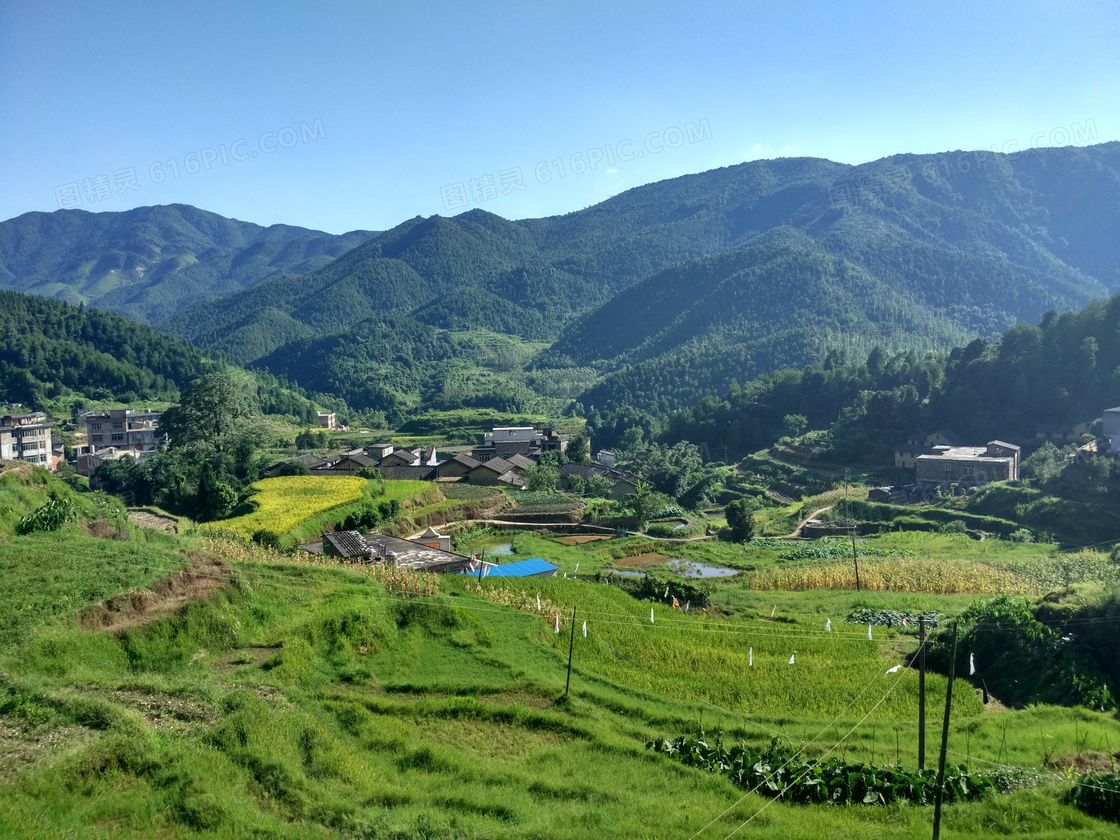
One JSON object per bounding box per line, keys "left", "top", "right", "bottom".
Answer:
{"left": 745, "top": 552, "right": 1117, "bottom": 595}
{"left": 200, "top": 534, "right": 439, "bottom": 598}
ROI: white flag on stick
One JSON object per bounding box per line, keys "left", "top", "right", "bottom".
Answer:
{"left": 867, "top": 624, "right": 873, "bottom": 640}
{"left": 825, "top": 619, "right": 831, "bottom": 632}
{"left": 771, "top": 605, "right": 776, "bottom": 617}
{"left": 650, "top": 608, "right": 655, "bottom": 624}
{"left": 537, "top": 594, "right": 541, "bottom": 612}
{"left": 749, "top": 648, "right": 753, "bottom": 667}
{"left": 664, "top": 587, "right": 670, "bottom": 599}
{"left": 555, "top": 615, "right": 560, "bottom": 634}
{"left": 969, "top": 653, "right": 976, "bottom": 675}
{"left": 582, "top": 620, "right": 587, "bottom": 638}
{"left": 788, "top": 653, "right": 796, "bottom": 665}
{"left": 574, "top": 563, "right": 579, "bottom": 575}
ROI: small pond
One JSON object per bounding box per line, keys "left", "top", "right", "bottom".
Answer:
{"left": 666, "top": 559, "right": 738, "bottom": 578}
{"left": 473, "top": 538, "right": 514, "bottom": 556}
{"left": 605, "top": 569, "right": 646, "bottom": 578}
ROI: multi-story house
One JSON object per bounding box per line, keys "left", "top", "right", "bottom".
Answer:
{"left": 0, "top": 411, "right": 53, "bottom": 467}
{"left": 83, "top": 408, "right": 165, "bottom": 455}
{"left": 471, "top": 426, "right": 568, "bottom": 462}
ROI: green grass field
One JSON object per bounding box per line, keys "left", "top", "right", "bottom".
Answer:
{"left": 5, "top": 468, "right": 1120, "bottom": 838}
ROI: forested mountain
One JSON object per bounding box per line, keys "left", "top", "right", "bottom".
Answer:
{"left": 6, "top": 143, "right": 1119, "bottom": 422}
{"left": 0, "top": 290, "right": 324, "bottom": 424}
{"left": 653, "top": 289, "right": 1120, "bottom": 462}
{"left": 0, "top": 204, "right": 375, "bottom": 324}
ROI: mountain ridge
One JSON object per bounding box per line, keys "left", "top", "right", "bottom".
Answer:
{"left": 3, "top": 143, "right": 1118, "bottom": 421}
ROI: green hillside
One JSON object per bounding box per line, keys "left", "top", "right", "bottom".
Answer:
{"left": 153, "top": 144, "right": 1119, "bottom": 419}
{"left": 0, "top": 289, "right": 328, "bottom": 424}
{"left": 3, "top": 471, "right": 1120, "bottom": 837}
{"left": 0, "top": 204, "right": 374, "bottom": 324}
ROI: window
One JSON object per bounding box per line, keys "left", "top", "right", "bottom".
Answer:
{"left": 962, "top": 465, "right": 975, "bottom": 477}
{"left": 111, "top": 422, "right": 123, "bottom": 430}
{"left": 92, "top": 423, "right": 102, "bottom": 430}
{"left": 944, "top": 462, "right": 952, "bottom": 472}
{"left": 92, "top": 434, "right": 102, "bottom": 442}
{"left": 111, "top": 433, "right": 124, "bottom": 442}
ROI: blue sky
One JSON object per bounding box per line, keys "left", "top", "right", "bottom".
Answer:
{"left": 1, "top": 1, "right": 1116, "bottom": 234}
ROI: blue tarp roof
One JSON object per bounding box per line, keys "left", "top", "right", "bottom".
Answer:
{"left": 473, "top": 558, "right": 558, "bottom": 578}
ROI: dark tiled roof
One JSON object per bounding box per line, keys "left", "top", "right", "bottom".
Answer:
{"left": 378, "top": 466, "right": 437, "bottom": 481}
{"left": 473, "top": 457, "right": 514, "bottom": 475}
{"left": 451, "top": 453, "right": 481, "bottom": 468}
{"left": 987, "top": 440, "right": 1021, "bottom": 451}
{"left": 506, "top": 453, "right": 536, "bottom": 469}
{"left": 340, "top": 453, "right": 378, "bottom": 467}
{"left": 324, "top": 530, "right": 371, "bottom": 558}
{"left": 498, "top": 469, "right": 526, "bottom": 487}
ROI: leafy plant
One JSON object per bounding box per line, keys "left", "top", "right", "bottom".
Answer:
{"left": 16, "top": 497, "right": 79, "bottom": 535}
{"left": 648, "top": 726, "right": 1021, "bottom": 806}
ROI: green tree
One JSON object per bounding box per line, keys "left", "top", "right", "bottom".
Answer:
{"left": 586, "top": 474, "right": 614, "bottom": 499}
{"left": 625, "top": 481, "right": 670, "bottom": 531}
{"left": 565, "top": 431, "right": 590, "bottom": 464}
{"left": 725, "top": 499, "right": 756, "bottom": 543}
{"left": 160, "top": 371, "right": 256, "bottom": 451}
{"left": 782, "top": 413, "right": 808, "bottom": 439}
{"left": 523, "top": 463, "right": 559, "bottom": 492}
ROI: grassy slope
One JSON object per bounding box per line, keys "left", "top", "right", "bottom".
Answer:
{"left": 2, "top": 520, "right": 1120, "bottom": 838}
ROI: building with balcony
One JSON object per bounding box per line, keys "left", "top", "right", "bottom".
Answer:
{"left": 0, "top": 411, "right": 52, "bottom": 467}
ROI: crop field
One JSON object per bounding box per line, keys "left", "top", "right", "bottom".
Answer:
{"left": 6, "top": 471, "right": 1120, "bottom": 838}
{"left": 508, "top": 491, "right": 585, "bottom": 515}
{"left": 215, "top": 475, "right": 368, "bottom": 537}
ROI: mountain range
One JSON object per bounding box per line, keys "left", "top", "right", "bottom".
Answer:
{"left": 2, "top": 142, "right": 1118, "bottom": 421}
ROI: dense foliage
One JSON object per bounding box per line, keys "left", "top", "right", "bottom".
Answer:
{"left": 648, "top": 730, "right": 1018, "bottom": 805}
{"left": 0, "top": 203, "right": 373, "bottom": 324}
{"left": 928, "top": 596, "right": 1116, "bottom": 711}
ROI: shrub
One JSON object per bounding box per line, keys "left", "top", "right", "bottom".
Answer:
{"left": 251, "top": 529, "right": 282, "bottom": 549}
{"left": 16, "top": 497, "right": 79, "bottom": 534}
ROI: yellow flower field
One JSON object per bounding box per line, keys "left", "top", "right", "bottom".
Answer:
{"left": 215, "top": 476, "right": 367, "bottom": 538}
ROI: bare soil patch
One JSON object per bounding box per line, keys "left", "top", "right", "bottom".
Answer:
{"left": 552, "top": 535, "right": 610, "bottom": 545}
{"left": 0, "top": 718, "right": 95, "bottom": 782}
{"left": 215, "top": 646, "right": 282, "bottom": 673}
{"left": 127, "top": 508, "right": 179, "bottom": 534}
{"left": 79, "top": 553, "right": 231, "bottom": 634}
{"left": 615, "top": 552, "right": 670, "bottom": 568}
{"left": 1050, "top": 750, "right": 1120, "bottom": 774}
{"left": 108, "top": 689, "right": 217, "bottom": 731}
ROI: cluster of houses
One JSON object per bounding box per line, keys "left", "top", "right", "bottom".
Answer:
{"left": 276, "top": 425, "right": 643, "bottom": 499}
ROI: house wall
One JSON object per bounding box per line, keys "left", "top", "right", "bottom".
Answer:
{"left": 467, "top": 467, "right": 503, "bottom": 485}
{"left": 439, "top": 460, "right": 474, "bottom": 478}
{"left": 915, "top": 457, "right": 1012, "bottom": 485}
{"left": 0, "top": 414, "right": 52, "bottom": 466}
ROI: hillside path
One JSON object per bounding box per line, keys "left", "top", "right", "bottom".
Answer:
{"left": 774, "top": 506, "right": 834, "bottom": 540}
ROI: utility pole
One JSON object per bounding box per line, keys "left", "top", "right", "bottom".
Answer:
{"left": 846, "top": 469, "right": 861, "bottom": 591}
{"left": 565, "top": 607, "right": 577, "bottom": 696}
{"left": 932, "top": 621, "right": 959, "bottom": 840}
{"left": 919, "top": 617, "right": 927, "bottom": 771}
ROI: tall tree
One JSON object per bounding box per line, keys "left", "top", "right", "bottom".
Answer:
{"left": 160, "top": 371, "right": 256, "bottom": 450}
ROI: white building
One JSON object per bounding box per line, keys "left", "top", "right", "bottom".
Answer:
{"left": 0, "top": 411, "right": 52, "bottom": 467}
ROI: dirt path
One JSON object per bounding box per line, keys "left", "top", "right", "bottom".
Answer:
{"left": 79, "top": 553, "right": 230, "bottom": 634}
{"left": 775, "top": 506, "right": 834, "bottom": 539}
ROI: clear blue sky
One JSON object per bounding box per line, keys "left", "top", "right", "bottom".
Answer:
{"left": 2, "top": 1, "right": 1116, "bottom": 234}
